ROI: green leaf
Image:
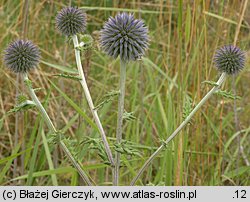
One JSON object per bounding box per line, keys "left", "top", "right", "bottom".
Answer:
{"left": 70, "top": 171, "right": 79, "bottom": 186}
{"left": 114, "top": 140, "right": 142, "bottom": 157}
{"left": 41, "top": 129, "right": 58, "bottom": 185}
{"left": 202, "top": 80, "right": 219, "bottom": 87}
{"left": 142, "top": 57, "right": 178, "bottom": 87}
{"left": 123, "top": 111, "right": 136, "bottom": 121}
{"left": 10, "top": 164, "right": 107, "bottom": 182}
{"left": 52, "top": 74, "right": 81, "bottom": 81}
{"left": 183, "top": 94, "right": 193, "bottom": 121}
{"left": 94, "top": 90, "right": 119, "bottom": 110}
{"left": 0, "top": 143, "right": 21, "bottom": 184}
{"left": 0, "top": 117, "right": 3, "bottom": 132}
{"left": 215, "top": 90, "right": 241, "bottom": 100}
{"left": 223, "top": 166, "right": 250, "bottom": 179}
{"left": 27, "top": 120, "right": 43, "bottom": 185}
{"left": 203, "top": 11, "right": 248, "bottom": 29}
{"left": 24, "top": 117, "right": 40, "bottom": 168}
{"left": 17, "top": 94, "right": 28, "bottom": 104}
{"left": 0, "top": 147, "right": 32, "bottom": 165}
{"left": 41, "top": 60, "right": 78, "bottom": 74}
{"left": 12, "top": 167, "right": 75, "bottom": 181}
{"left": 80, "top": 137, "right": 110, "bottom": 164}
{"left": 50, "top": 80, "right": 97, "bottom": 131}
{"left": 7, "top": 100, "right": 36, "bottom": 114}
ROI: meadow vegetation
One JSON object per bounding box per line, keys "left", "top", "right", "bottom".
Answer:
{"left": 0, "top": 0, "right": 249, "bottom": 185}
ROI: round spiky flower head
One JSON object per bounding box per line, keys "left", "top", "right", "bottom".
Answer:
{"left": 3, "top": 39, "right": 40, "bottom": 73}
{"left": 214, "top": 45, "right": 245, "bottom": 75}
{"left": 100, "top": 12, "right": 149, "bottom": 62}
{"left": 56, "top": 7, "right": 87, "bottom": 36}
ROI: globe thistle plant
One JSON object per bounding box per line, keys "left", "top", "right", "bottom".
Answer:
{"left": 3, "top": 39, "right": 40, "bottom": 73}
{"left": 131, "top": 45, "right": 246, "bottom": 185}
{"left": 100, "top": 12, "right": 149, "bottom": 185}
{"left": 56, "top": 7, "right": 115, "bottom": 167}
{"left": 100, "top": 12, "right": 149, "bottom": 62}
{"left": 214, "top": 45, "right": 245, "bottom": 75}
{"left": 56, "top": 7, "right": 87, "bottom": 37}
{"left": 3, "top": 39, "right": 92, "bottom": 185}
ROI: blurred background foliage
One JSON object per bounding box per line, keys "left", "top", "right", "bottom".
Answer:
{"left": 0, "top": 0, "right": 249, "bottom": 185}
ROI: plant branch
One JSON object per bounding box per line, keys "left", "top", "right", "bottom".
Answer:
{"left": 72, "top": 35, "right": 114, "bottom": 166}
{"left": 22, "top": 73, "right": 92, "bottom": 185}
{"left": 130, "top": 73, "right": 227, "bottom": 185}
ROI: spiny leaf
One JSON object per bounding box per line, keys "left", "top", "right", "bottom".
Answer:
{"left": 24, "top": 78, "right": 32, "bottom": 88}
{"left": 64, "top": 138, "right": 79, "bottom": 160}
{"left": 114, "top": 140, "right": 141, "bottom": 157}
{"left": 103, "top": 90, "right": 120, "bottom": 99}
{"left": 94, "top": 90, "right": 120, "bottom": 110}
{"left": 47, "top": 131, "right": 64, "bottom": 145}
{"left": 183, "top": 94, "right": 194, "bottom": 124}
{"left": 123, "top": 111, "right": 136, "bottom": 121}
{"left": 215, "top": 90, "right": 241, "bottom": 100}
{"left": 17, "top": 94, "right": 28, "bottom": 104}
{"left": 76, "top": 34, "right": 94, "bottom": 52}
{"left": 80, "top": 137, "right": 110, "bottom": 164}
{"left": 52, "top": 74, "right": 82, "bottom": 81}
{"left": 7, "top": 100, "right": 36, "bottom": 114}
{"left": 202, "top": 80, "right": 219, "bottom": 86}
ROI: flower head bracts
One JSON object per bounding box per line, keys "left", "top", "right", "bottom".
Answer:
{"left": 56, "top": 7, "right": 87, "bottom": 36}
{"left": 100, "top": 12, "right": 149, "bottom": 62}
{"left": 214, "top": 45, "right": 245, "bottom": 75}
{"left": 4, "top": 39, "right": 40, "bottom": 73}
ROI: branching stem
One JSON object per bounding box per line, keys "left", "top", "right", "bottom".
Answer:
{"left": 130, "top": 73, "right": 227, "bottom": 185}
{"left": 22, "top": 73, "right": 92, "bottom": 185}
{"left": 72, "top": 35, "right": 114, "bottom": 167}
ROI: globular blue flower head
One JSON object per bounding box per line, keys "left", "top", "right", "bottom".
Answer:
{"left": 214, "top": 45, "right": 245, "bottom": 75}
{"left": 3, "top": 39, "right": 40, "bottom": 73}
{"left": 100, "top": 12, "right": 149, "bottom": 62}
{"left": 56, "top": 7, "right": 87, "bottom": 36}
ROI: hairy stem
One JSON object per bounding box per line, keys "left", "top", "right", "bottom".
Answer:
{"left": 130, "top": 73, "right": 227, "bottom": 185}
{"left": 72, "top": 35, "right": 114, "bottom": 166}
{"left": 22, "top": 73, "right": 92, "bottom": 185}
{"left": 114, "top": 60, "right": 127, "bottom": 186}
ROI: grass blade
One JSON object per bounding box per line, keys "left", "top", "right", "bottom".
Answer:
{"left": 50, "top": 80, "right": 98, "bottom": 131}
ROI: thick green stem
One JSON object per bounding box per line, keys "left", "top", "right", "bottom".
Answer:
{"left": 114, "top": 60, "right": 127, "bottom": 186}
{"left": 22, "top": 73, "right": 92, "bottom": 185}
{"left": 72, "top": 35, "right": 114, "bottom": 167}
{"left": 130, "top": 73, "right": 227, "bottom": 185}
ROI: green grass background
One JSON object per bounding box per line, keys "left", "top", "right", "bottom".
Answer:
{"left": 0, "top": 0, "right": 249, "bottom": 185}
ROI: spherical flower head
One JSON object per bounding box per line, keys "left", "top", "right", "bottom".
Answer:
{"left": 214, "top": 45, "right": 245, "bottom": 75}
{"left": 56, "top": 7, "right": 87, "bottom": 37}
{"left": 3, "top": 39, "right": 40, "bottom": 73}
{"left": 100, "top": 12, "right": 149, "bottom": 62}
